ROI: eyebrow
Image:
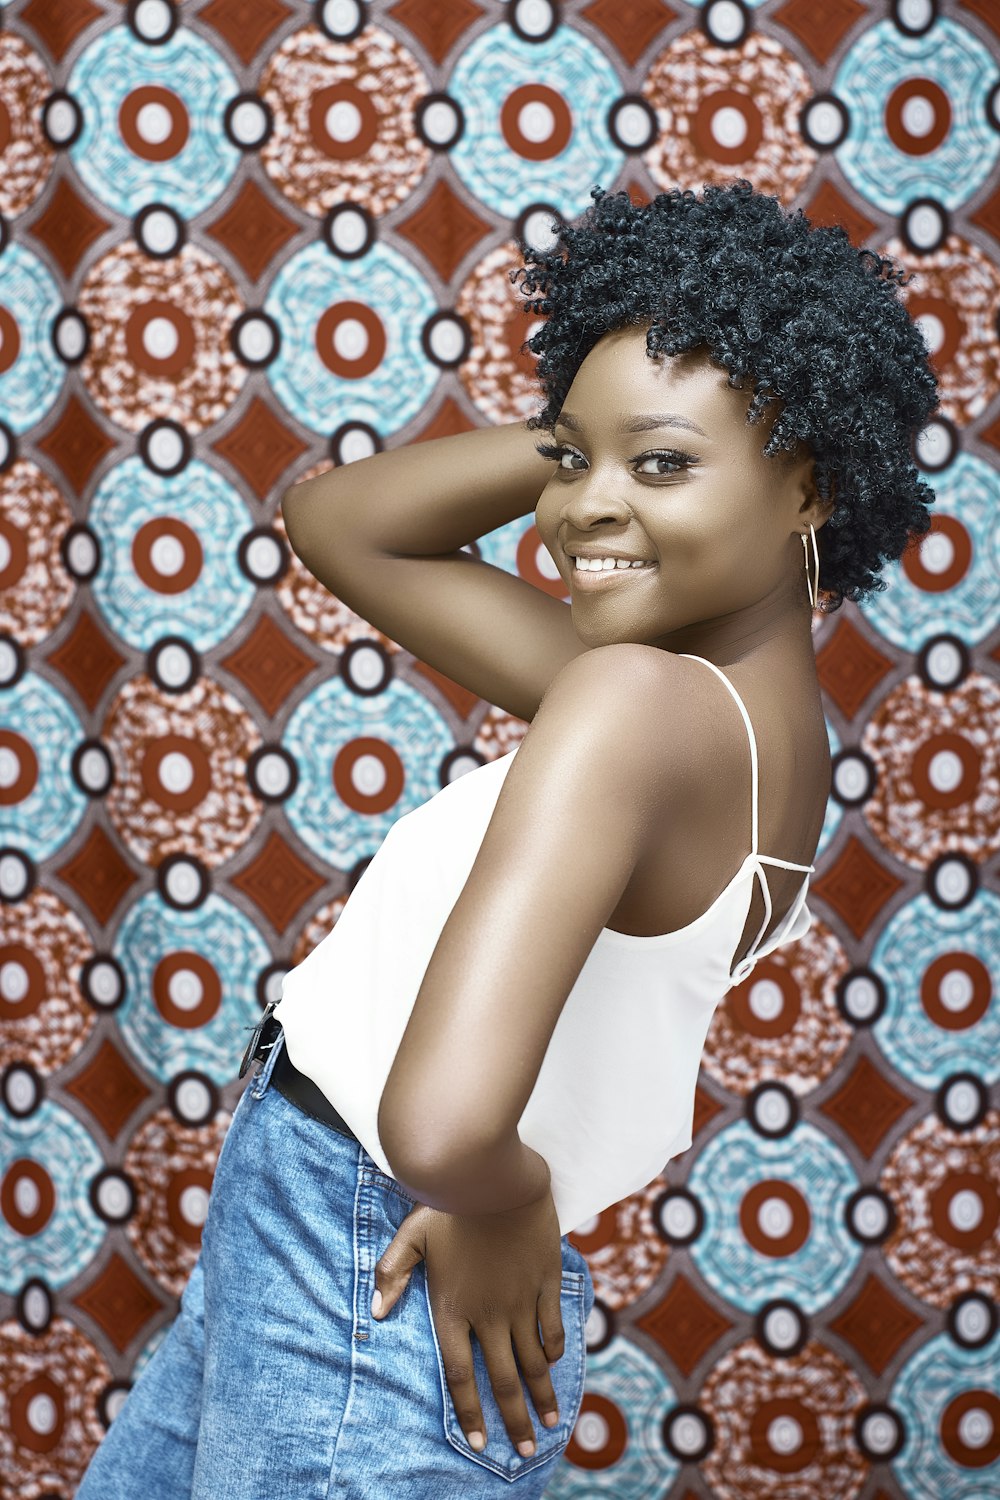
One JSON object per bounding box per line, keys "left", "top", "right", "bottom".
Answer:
{"left": 555, "top": 411, "right": 709, "bottom": 438}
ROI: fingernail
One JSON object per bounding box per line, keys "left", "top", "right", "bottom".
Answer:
{"left": 370, "top": 1289, "right": 382, "bottom": 1316}
{"left": 468, "top": 1431, "right": 485, "bottom": 1451}
{"left": 542, "top": 1411, "right": 559, "bottom": 1427}
{"left": 518, "top": 1439, "right": 536, "bottom": 1457}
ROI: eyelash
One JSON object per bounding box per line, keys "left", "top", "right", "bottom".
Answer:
{"left": 533, "top": 440, "right": 699, "bottom": 476}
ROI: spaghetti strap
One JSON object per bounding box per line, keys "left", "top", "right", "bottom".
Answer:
{"left": 678, "top": 652, "right": 816, "bottom": 978}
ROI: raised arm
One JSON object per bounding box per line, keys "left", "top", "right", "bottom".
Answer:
{"left": 376, "top": 642, "right": 696, "bottom": 1217}
{"left": 280, "top": 420, "right": 588, "bottom": 722}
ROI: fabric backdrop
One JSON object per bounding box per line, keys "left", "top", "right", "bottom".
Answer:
{"left": 1, "top": 1, "right": 998, "bottom": 1496}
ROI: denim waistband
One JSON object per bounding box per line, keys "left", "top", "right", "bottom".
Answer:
{"left": 265, "top": 1025, "right": 361, "bottom": 1144}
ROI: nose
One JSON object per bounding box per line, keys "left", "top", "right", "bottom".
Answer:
{"left": 558, "top": 481, "right": 632, "bottom": 530}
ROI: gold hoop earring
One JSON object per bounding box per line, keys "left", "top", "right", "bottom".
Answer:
{"left": 801, "top": 524, "right": 820, "bottom": 610}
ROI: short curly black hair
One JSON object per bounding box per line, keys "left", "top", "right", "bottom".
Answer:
{"left": 508, "top": 179, "right": 940, "bottom": 614}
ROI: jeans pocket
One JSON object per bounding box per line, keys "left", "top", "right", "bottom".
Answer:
{"left": 424, "top": 1265, "right": 588, "bottom": 1482}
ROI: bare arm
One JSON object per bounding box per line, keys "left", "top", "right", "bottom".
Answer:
{"left": 376, "top": 643, "right": 696, "bottom": 1216}
{"left": 280, "top": 420, "right": 588, "bottom": 722}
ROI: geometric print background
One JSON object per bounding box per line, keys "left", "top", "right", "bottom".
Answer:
{"left": 1, "top": 1, "right": 999, "bottom": 1495}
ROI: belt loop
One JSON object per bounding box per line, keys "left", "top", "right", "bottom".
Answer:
{"left": 250, "top": 1022, "right": 285, "bottom": 1097}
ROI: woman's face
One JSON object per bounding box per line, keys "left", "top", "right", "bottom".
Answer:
{"left": 533, "top": 323, "right": 827, "bottom": 658}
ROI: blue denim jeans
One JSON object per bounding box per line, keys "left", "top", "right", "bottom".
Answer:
{"left": 76, "top": 1026, "right": 595, "bottom": 1497}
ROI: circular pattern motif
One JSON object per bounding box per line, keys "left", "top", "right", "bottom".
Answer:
{"left": 881, "top": 1111, "right": 1000, "bottom": 1305}
{"left": 447, "top": 25, "right": 623, "bottom": 217}
{"left": 833, "top": 18, "right": 1000, "bottom": 211}
{"left": 863, "top": 454, "right": 1000, "bottom": 647}
{"left": 890, "top": 233, "right": 1000, "bottom": 425}
{"left": 860, "top": 672, "right": 1000, "bottom": 868}
{"left": 258, "top": 24, "right": 431, "bottom": 218}
{"left": 0, "top": 461, "right": 75, "bottom": 647}
{"left": 890, "top": 1331, "right": 1000, "bottom": 1493}
{"left": 67, "top": 25, "right": 240, "bottom": 217}
{"left": 699, "top": 1339, "right": 868, "bottom": 1496}
{"left": 264, "top": 240, "right": 438, "bottom": 436}
{"left": 703, "top": 920, "right": 851, "bottom": 1097}
{"left": 872, "top": 893, "right": 999, "bottom": 1087}
{"left": 0, "top": 673, "right": 87, "bottom": 863}
{"left": 103, "top": 673, "right": 262, "bottom": 867}
{"left": 642, "top": 30, "right": 817, "bottom": 198}
{"left": 688, "top": 1122, "right": 860, "bottom": 1314}
{"left": 283, "top": 673, "right": 455, "bottom": 868}
{"left": 112, "top": 890, "right": 270, "bottom": 1085}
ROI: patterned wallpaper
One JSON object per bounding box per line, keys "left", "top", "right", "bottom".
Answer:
{"left": 1, "top": 1, "right": 999, "bottom": 1496}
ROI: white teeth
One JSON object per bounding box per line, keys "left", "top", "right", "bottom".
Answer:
{"left": 573, "top": 556, "right": 653, "bottom": 572}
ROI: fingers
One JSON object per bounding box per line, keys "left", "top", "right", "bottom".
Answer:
{"left": 535, "top": 1280, "right": 565, "bottom": 1368}
{"left": 437, "top": 1322, "right": 490, "bottom": 1453}
{"left": 514, "top": 1307, "right": 560, "bottom": 1429}
{"left": 478, "top": 1325, "right": 543, "bottom": 1457}
{"left": 371, "top": 1208, "right": 428, "bottom": 1320}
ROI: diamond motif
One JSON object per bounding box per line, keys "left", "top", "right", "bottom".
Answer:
{"left": 63, "top": 1038, "right": 152, "bottom": 1141}
{"left": 47, "top": 609, "right": 127, "bottom": 713}
{"left": 812, "top": 835, "right": 906, "bottom": 941}
{"left": 816, "top": 615, "right": 895, "bottom": 722}
{"left": 56, "top": 822, "right": 139, "bottom": 927}
{"left": 230, "top": 828, "right": 328, "bottom": 933}
{"left": 819, "top": 1053, "right": 915, "bottom": 1159}
{"left": 635, "top": 1270, "right": 735, "bottom": 1378}
{"left": 219, "top": 613, "right": 315, "bottom": 717}
{"left": 828, "top": 1271, "right": 925, "bottom": 1376}
{"left": 72, "top": 1250, "right": 165, "bottom": 1354}
{"left": 35, "top": 393, "right": 117, "bottom": 496}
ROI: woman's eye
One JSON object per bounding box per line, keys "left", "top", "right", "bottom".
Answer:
{"left": 534, "top": 440, "right": 583, "bottom": 470}
{"left": 534, "top": 440, "right": 696, "bottom": 476}
{"left": 635, "top": 451, "right": 692, "bottom": 475}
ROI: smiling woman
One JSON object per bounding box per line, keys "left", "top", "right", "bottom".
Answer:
{"left": 76, "top": 179, "right": 941, "bottom": 1500}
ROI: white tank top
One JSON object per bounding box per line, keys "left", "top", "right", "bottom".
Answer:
{"left": 272, "top": 653, "right": 815, "bottom": 1235}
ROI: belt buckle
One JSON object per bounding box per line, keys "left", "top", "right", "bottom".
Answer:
{"left": 239, "top": 1000, "right": 280, "bottom": 1079}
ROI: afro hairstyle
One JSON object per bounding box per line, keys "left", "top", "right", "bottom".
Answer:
{"left": 508, "top": 179, "right": 941, "bottom": 614}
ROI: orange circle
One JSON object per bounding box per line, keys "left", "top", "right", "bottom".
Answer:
{"left": 308, "top": 81, "right": 379, "bottom": 160}
{"left": 516, "top": 525, "right": 568, "bottom": 600}
{"left": 152, "top": 950, "right": 222, "bottom": 1028}
{"left": 0, "top": 943, "right": 46, "bottom": 1019}
{"left": 0, "top": 305, "right": 21, "bottom": 376}
{"left": 1, "top": 1158, "right": 55, "bottom": 1237}
{"left": 739, "top": 1178, "right": 811, "bottom": 1258}
{"left": 901, "top": 514, "right": 972, "bottom": 593}
{"left": 118, "top": 84, "right": 190, "bottom": 161}
{"left": 125, "top": 297, "right": 196, "bottom": 376}
{"left": 885, "top": 78, "right": 951, "bottom": 156}
{"left": 692, "top": 88, "right": 764, "bottom": 164}
{"left": 315, "top": 300, "right": 386, "bottom": 378}
{"left": 166, "top": 1165, "right": 215, "bottom": 1247}
{"left": 910, "top": 731, "right": 980, "bottom": 814}
{"left": 929, "top": 1170, "right": 998, "bottom": 1253}
{"left": 565, "top": 1392, "right": 628, "bottom": 1470}
{"left": 727, "top": 960, "right": 802, "bottom": 1037}
{"left": 940, "top": 1388, "right": 1000, "bottom": 1468}
{"left": 500, "top": 84, "right": 572, "bottom": 161}
{"left": 332, "top": 736, "right": 406, "bottom": 815}
{"left": 140, "top": 734, "right": 212, "bottom": 812}
{"left": 132, "top": 517, "right": 204, "bottom": 594}
{"left": 0, "top": 516, "right": 28, "bottom": 589}
{"left": 920, "top": 952, "right": 991, "bottom": 1031}
{"left": 0, "top": 730, "right": 39, "bottom": 805}
{"left": 903, "top": 294, "right": 963, "bottom": 375}
{"left": 749, "top": 1395, "right": 820, "bottom": 1472}
{"left": 9, "top": 1373, "right": 64, "bottom": 1455}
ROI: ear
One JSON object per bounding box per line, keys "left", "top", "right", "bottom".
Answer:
{"left": 799, "top": 460, "right": 836, "bottom": 530}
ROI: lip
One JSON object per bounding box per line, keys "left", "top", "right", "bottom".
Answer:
{"left": 569, "top": 561, "right": 659, "bottom": 590}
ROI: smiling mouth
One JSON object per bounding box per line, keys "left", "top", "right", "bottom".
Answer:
{"left": 570, "top": 560, "right": 658, "bottom": 588}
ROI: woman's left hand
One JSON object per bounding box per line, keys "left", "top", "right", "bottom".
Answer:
{"left": 370, "top": 1192, "right": 569, "bottom": 1457}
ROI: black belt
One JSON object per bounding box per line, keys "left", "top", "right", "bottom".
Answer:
{"left": 240, "top": 1003, "right": 360, "bottom": 1143}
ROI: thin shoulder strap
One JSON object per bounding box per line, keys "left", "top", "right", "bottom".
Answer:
{"left": 678, "top": 653, "right": 762, "bottom": 854}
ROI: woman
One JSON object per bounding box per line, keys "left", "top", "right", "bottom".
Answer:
{"left": 77, "top": 180, "right": 938, "bottom": 1497}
